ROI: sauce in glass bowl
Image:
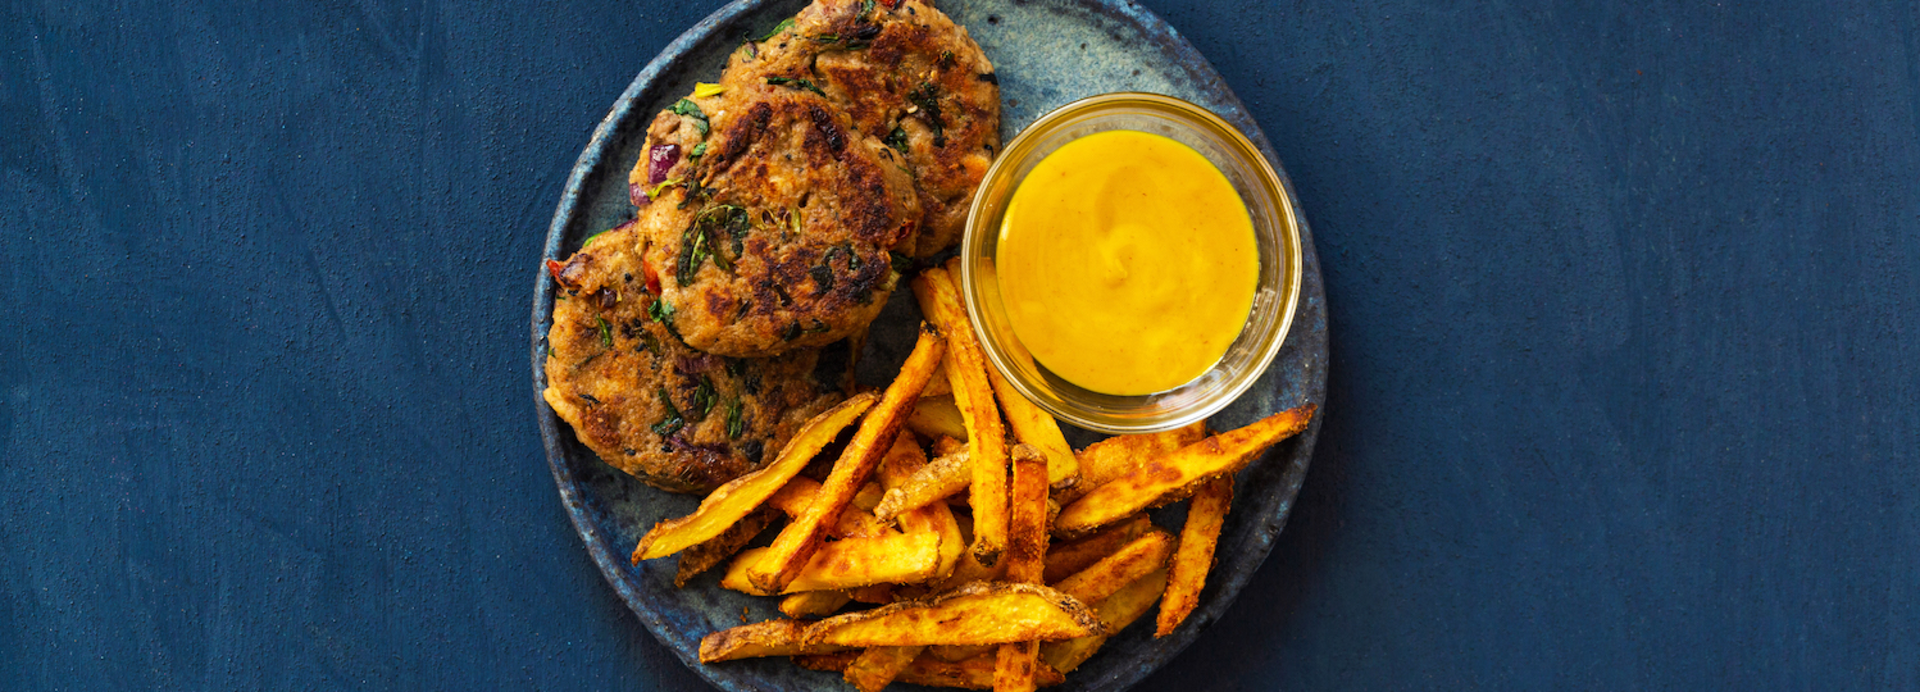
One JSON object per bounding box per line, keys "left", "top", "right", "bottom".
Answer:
{"left": 995, "top": 130, "right": 1257, "bottom": 396}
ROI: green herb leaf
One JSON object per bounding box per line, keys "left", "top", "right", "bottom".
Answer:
{"left": 581, "top": 229, "right": 610, "bottom": 248}
{"left": 691, "top": 376, "right": 717, "bottom": 420}
{"left": 908, "top": 83, "right": 946, "bottom": 148}
{"left": 648, "top": 177, "right": 683, "bottom": 200}
{"left": 757, "top": 18, "right": 795, "bottom": 42}
{"left": 725, "top": 398, "right": 744, "bottom": 438}
{"left": 670, "top": 98, "right": 710, "bottom": 136}
{"left": 690, "top": 141, "right": 708, "bottom": 159}
{"left": 652, "top": 387, "right": 685, "bottom": 436}
{"left": 765, "top": 76, "right": 827, "bottom": 96}
{"left": 884, "top": 125, "right": 909, "bottom": 153}
{"left": 596, "top": 316, "right": 613, "bottom": 349}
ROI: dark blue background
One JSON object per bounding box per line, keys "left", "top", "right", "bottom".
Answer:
{"left": 4, "top": 0, "right": 1916, "bottom": 689}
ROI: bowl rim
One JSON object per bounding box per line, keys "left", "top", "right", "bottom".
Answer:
{"left": 958, "top": 91, "right": 1305, "bottom": 434}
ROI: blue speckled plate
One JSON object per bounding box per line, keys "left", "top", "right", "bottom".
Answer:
{"left": 531, "top": 1, "right": 1328, "bottom": 689}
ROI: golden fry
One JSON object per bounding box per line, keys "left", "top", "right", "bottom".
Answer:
{"left": 1057, "top": 422, "right": 1207, "bottom": 504}
{"left": 1054, "top": 405, "right": 1315, "bottom": 537}
{"left": 1053, "top": 529, "right": 1174, "bottom": 606}
{"left": 1040, "top": 514, "right": 1151, "bottom": 585}
{"left": 674, "top": 508, "right": 776, "bottom": 587}
{"left": 797, "top": 651, "right": 1065, "bottom": 690}
{"left": 802, "top": 582, "right": 1103, "bottom": 648}
{"left": 994, "top": 444, "right": 1052, "bottom": 691}
{"left": 749, "top": 325, "right": 947, "bottom": 592}
{"left": 875, "top": 447, "right": 970, "bottom": 523}
{"left": 1157, "top": 475, "right": 1232, "bottom": 637}
{"left": 906, "top": 396, "right": 969, "bottom": 442}
{"left": 723, "top": 531, "right": 942, "bottom": 595}
{"left": 913, "top": 265, "right": 1008, "bottom": 566}
{"left": 780, "top": 590, "right": 852, "bottom": 619}
{"left": 844, "top": 645, "right": 925, "bottom": 692}
{"left": 1039, "top": 567, "right": 1170, "bottom": 675}
{"left": 985, "top": 363, "right": 1079, "bottom": 488}
{"left": 631, "top": 393, "right": 879, "bottom": 562}
{"left": 699, "top": 619, "right": 848, "bottom": 663}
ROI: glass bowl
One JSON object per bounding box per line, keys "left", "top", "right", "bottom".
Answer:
{"left": 958, "top": 92, "right": 1302, "bottom": 434}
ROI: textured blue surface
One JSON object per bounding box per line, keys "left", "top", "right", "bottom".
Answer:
{"left": 3, "top": 1, "right": 1918, "bottom": 690}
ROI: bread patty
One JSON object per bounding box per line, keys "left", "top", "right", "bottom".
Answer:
{"left": 637, "top": 86, "right": 922, "bottom": 358}
{"left": 543, "top": 220, "right": 843, "bottom": 493}
{"left": 725, "top": 0, "right": 1001, "bottom": 258}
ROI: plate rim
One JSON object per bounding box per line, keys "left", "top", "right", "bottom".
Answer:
{"left": 529, "top": 1, "right": 1330, "bottom": 689}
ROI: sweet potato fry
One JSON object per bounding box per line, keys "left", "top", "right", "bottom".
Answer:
{"left": 767, "top": 476, "right": 821, "bottom": 517}
{"left": 995, "top": 444, "right": 1052, "bottom": 691}
{"left": 905, "top": 652, "right": 1065, "bottom": 690}
{"left": 1042, "top": 515, "right": 1154, "bottom": 584}
{"left": 844, "top": 645, "right": 925, "bottom": 692}
{"left": 1053, "top": 529, "right": 1174, "bottom": 606}
{"left": 749, "top": 325, "right": 947, "bottom": 593}
{"left": 1039, "top": 567, "right": 1170, "bottom": 675}
{"left": 906, "top": 396, "right": 969, "bottom": 442}
{"left": 928, "top": 644, "right": 995, "bottom": 662}
{"left": 914, "top": 266, "right": 1008, "bottom": 566}
{"left": 875, "top": 447, "right": 970, "bottom": 522}
{"left": 798, "top": 650, "right": 1065, "bottom": 690}
{"left": 780, "top": 590, "right": 852, "bottom": 619}
{"left": 1002, "top": 444, "right": 1051, "bottom": 585}
{"left": 1157, "top": 476, "right": 1232, "bottom": 637}
{"left": 922, "top": 362, "right": 953, "bottom": 397}
{"left": 1054, "top": 405, "right": 1315, "bottom": 537}
{"left": 1056, "top": 422, "right": 1207, "bottom": 504}
{"left": 674, "top": 508, "right": 776, "bottom": 587}
{"left": 802, "top": 582, "right": 1104, "bottom": 648}
{"left": 631, "top": 393, "right": 879, "bottom": 562}
{"left": 699, "top": 619, "right": 849, "bottom": 663}
{"left": 723, "top": 531, "right": 942, "bottom": 595}
{"left": 985, "top": 364, "right": 1078, "bottom": 488}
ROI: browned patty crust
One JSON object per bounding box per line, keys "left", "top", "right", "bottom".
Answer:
{"left": 543, "top": 220, "right": 843, "bottom": 493}
{"left": 725, "top": 0, "right": 1001, "bottom": 258}
{"left": 638, "top": 86, "right": 922, "bottom": 359}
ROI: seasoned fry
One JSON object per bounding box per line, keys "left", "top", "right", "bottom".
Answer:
{"left": 674, "top": 508, "right": 777, "bottom": 587}
{"left": 766, "top": 476, "right": 822, "bottom": 517}
{"left": 875, "top": 447, "right": 970, "bottom": 522}
{"left": 1157, "top": 475, "right": 1232, "bottom": 637}
{"left": 802, "top": 581, "right": 1104, "bottom": 648}
{"left": 928, "top": 644, "right": 995, "bottom": 662}
{"left": 723, "top": 531, "right": 943, "bottom": 595}
{"left": 995, "top": 444, "right": 1052, "bottom": 691}
{"left": 1042, "top": 515, "right": 1152, "bottom": 585}
{"left": 906, "top": 396, "right": 969, "bottom": 442}
{"left": 995, "top": 641, "right": 1041, "bottom": 692}
{"left": 1057, "top": 422, "right": 1207, "bottom": 504}
{"left": 1054, "top": 405, "right": 1315, "bottom": 537}
{"left": 879, "top": 434, "right": 965, "bottom": 579}
{"left": 1054, "top": 529, "right": 1174, "bottom": 605}
{"left": 780, "top": 590, "right": 853, "bottom": 619}
{"left": 844, "top": 645, "right": 925, "bottom": 692}
{"left": 932, "top": 435, "right": 966, "bottom": 458}
{"left": 699, "top": 619, "right": 849, "bottom": 663}
{"left": 631, "top": 393, "right": 879, "bottom": 562}
{"left": 910, "top": 652, "right": 1065, "bottom": 690}
{"left": 797, "top": 650, "right": 1066, "bottom": 689}
{"left": 1039, "top": 567, "right": 1170, "bottom": 675}
{"left": 922, "top": 362, "right": 953, "bottom": 397}
{"left": 793, "top": 651, "right": 860, "bottom": 672}
{"left": 985, "top": 364, "right": 1078, "bottom": 488}
{"left": 913, "top": 266, "right": 1008, "bottom": 565}
{"left": 749, "top": 325, "right": 947, "bottom": 592}
{"left": 1002, "top": 445, "right": 1051, "bottom": 585}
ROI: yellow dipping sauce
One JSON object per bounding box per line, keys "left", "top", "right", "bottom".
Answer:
{"left": 996, "top": 130, "right": 1258, "bottom": 396}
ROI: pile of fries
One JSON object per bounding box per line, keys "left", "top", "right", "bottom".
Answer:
{"left": 631, "top": 260, "right": 1316, "bottom": 691}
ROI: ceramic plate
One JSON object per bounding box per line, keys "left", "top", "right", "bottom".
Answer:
{"left": 531, "top": 1, "right": 1328, "bottom": 689}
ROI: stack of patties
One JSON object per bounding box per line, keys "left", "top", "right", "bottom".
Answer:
{"left": 546, "top": 0, "right": 1000, "bottom": 493}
